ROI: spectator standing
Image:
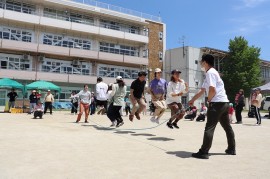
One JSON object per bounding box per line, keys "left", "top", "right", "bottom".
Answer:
{"left": 7, "top": 89, "right": 18, "bottom": 111}
{"left": 29, "top": 90, "right": 38, "bottom": 114}
{"left": 235, "top": 89, "right": 245, "bottom": 124}
{"left": 71, "top": 91, "right": 79, "bottom": 114}
{"left": 44, "top": 90, "right": 54, "bottom": 115}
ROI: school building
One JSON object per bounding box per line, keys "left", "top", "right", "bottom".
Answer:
{"left": 0, "top": 0, "right": 166, "bottom": 105}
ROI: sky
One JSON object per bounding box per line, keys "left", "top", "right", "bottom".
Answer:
{"left": 97, "top": 0, "right": 270, "bottom": 60}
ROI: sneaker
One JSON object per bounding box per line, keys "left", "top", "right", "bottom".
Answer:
{"left": 110, "top": 122, "right": 116, "bottom": 127}
{"left": 116, "top": 121, "right": 124, "bottom": 127}
{"left": 155, "top": 118, "right": 160, "bottom": 124}
{"left": 129, "top": 115, "right": 134, "bottom": 122}
{"left": 172, "top": 123, "right": 179, "bottom": 129}
{"left": 135, "top": 112, "right": 140, "bottom": 120}
{"left": 167, "top": 122, "right": 173, "bottom": 129}
{"left": 225, "top": 149, "right": 236, "bottom": 155}
{"left": 192, "top": 149, "right": 209, "bottom": 159}
{"left": 150, "top": 117, "right": 156, "bottom": 123}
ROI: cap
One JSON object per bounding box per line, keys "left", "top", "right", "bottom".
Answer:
{"left": 256, "top": 88, "right": 261, "bottom": 91}
{"left": 116, "top": 76, "right": 123, "bottom": 81}
{"left": 171, "top": 69, "right": 181, "bottom": 74}
{"left": 32, "top": 90, "right": 36, "bottom": 93}
{"left": 48, "top": 90, "right": 51, "bottom": 92}
{"left": 155, "top": 68, "right": 162, "bottom": 73}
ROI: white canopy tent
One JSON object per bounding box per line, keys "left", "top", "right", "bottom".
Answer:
{"left": 253, "top": 82, "right": 270, "bottom": 92}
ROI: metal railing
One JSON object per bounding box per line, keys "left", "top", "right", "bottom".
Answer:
{"left": 71, "top": 0, "right": 162, "bottom": 22}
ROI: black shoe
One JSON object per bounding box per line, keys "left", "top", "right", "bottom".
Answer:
{"left": 192, "top": 149, "right": 209, "bottom": 159}
{"left": 116, "top": 121, "right": 124, "bottom": 127}
{"left": 225, "top": 149, "right": 236, "bottom": 155}
{"left": 167, "top": 122, "right": 173, "bottom": 129}
{"left": 172, "top": 123, "right": 179, "bottom": 129}
{"left": 236, "top": 121, "right": 242, "bottom": 124}
{"left": 85, "top": 121, "right": 89, "bottom": 123}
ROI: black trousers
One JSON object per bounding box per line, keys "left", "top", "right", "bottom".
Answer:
{"left": 200, "top": 102, "right": 235, "bottom": 153}
{"left": 125, "top": 106, "right": 131, "bottom": 115}
{"left": 71, "top": 102, "right": 78, "bottom": 114}
{"left": 44, "top": 102, "right": 52, "bottom": 114}
{"left": 34, "top": 111, "right": 43, "bottom": 118}
{"left": 251, "top": 105, "right": 261, "bottom": 124}
{"left": 107, "top": 103, "right": 123, "bottom": 123}
{"left": 235, "top": 104, "right": 244, "bottom": 122}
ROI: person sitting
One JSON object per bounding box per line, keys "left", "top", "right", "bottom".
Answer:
{"left": 196, "top": 103, "right": 207, "bottom": 122}
{"left": 33, "top": 101, "right": 44, "bottom": 119}
{"left": 185, "top": 106, "right": 197, "bottom": 120}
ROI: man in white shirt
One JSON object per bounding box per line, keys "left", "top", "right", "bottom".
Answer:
{"left": 252, "top": 88, "right": 262, "bottom": 125}
{"left": 189, "top": 54, "right": 236, "bottom": 159}
{"left": 96, "top": 77, "right": 108, "bottom": 115}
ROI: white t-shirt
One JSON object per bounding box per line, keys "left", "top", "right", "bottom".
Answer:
{"left": 202, "top": 68, "right": 229, "bottom": 102}
{"left": 166, "top": 80, "right": 187, "bottom": 104}
{"left": 254, "top": 93, "right": 263, "bottom": 108}
{"left": 96, "top": 82, "right": 108, "bottom": 101}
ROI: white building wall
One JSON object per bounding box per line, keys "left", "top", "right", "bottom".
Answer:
{"left": 165, "top": 47, "right": 206, "bottom": 108}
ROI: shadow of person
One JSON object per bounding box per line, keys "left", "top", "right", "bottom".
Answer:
{"left": 131, "top": 133, "right": 156, "bottom": 137}
{"left": 166, "top": 151, "right": 192, "bottom": 158}
{"left": 148, "top": 137, "right": 175, "bottom": 141}
{"left": 92, "top": 125, "right": 115, "bottom": 131}
{"left": 209, "top": 153, "right": 227, "bottom": 156}
{"left": 114, "top": 131, "right": 136, "bottom": 134}
{"left": 242, "top": 124, "right": 259, "bottom": 126}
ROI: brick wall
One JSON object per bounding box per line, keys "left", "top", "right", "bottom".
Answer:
{"left": 146, "top": 21, "right": 164, "bottom": 81}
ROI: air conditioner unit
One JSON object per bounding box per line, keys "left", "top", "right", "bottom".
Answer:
{"left": 72, "top": 60, "right": 80, "bottom": 66}
{"left": 23, "top": 54, "right": 30, "bottom": 60}
{"left": 143, "top": 49, "right": 149, "bottom": 58}
{"left": 38, "top": 56, "right": 44, "bottom": 63}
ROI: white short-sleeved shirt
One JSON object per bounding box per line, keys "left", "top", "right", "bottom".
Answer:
{"left": 254, "top": 93, "right": 263, "bottom": 108}
{"left": 166, "top": 80, "right": 187, "bottom": 104}
{"left": 202, "top": 68, "right": 229, "bottom": 102}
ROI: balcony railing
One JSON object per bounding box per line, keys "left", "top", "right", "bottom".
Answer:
{"left": 71, "top": 0, "right": 162, "bottom": 22}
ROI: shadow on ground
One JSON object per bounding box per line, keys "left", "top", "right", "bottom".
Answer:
{"left": 131, "top": 133, "right": 156, "bottom": 137}
{"left": 148, "top": 137, "right": 174, "bottom": 141}
{"left": 166, "top": 151, "right": 192, "bottom": 158}
{"left": 114, "top": 131, "right": 136, "bottom": 134}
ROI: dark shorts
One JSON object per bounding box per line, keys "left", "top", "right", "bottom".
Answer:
{"left": 96, "top": 100, "right": 107, "bottom": 106}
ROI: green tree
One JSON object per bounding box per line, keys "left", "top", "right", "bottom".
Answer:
{"left": 222, "top": 36, "right": 261, "bottom": 103}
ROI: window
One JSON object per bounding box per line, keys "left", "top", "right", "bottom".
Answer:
{"left": 0, "top": 26, "right": 33, "bottom": 42}
{"left": 42, "top": 58, "right": 91, "bottom": 76}
{"left": 143, "top": 28, "right": 149, "bottom": 36}
{"left": 159, "top": 52, "right": 163, "bottom": 61}
{"left": 42, "top": 34, "right": 91, "bottom": 50}
{"left": 100, "top": 42, "right": 139, "bottom": 57}
{"left": 44, "top": 8, "right": 94, "bottom": 25}
{"left": 98, "top": 64, "right": 140, "bottom": 79}
{"left": 100, "top": 19, "right": 120, "bottom": 31}
{"left": 0, "top": 54, "right": 32, "bottom": 70}
{"left": 4, "top": 0, "right": 35, "bottom": 14}
{"left": 143, "top": 49, "right": 148, "bottom": 58}
{"left": 159, "top": 32, "right": 163, "bottom": 41}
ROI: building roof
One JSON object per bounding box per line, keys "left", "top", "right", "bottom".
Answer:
{"left": 70, "top": 0, "right": 162, "bottom": 22}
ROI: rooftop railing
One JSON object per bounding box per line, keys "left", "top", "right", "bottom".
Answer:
{"left": 71, "top": 0, "right": 162, "bottom": 22}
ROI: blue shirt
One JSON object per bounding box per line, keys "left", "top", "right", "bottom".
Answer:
{"left": 150, "top": 78, "right": 167, "bottom": 95}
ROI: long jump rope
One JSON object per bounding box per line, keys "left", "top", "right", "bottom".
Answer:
{"left": 71, "top": 102, "right": 186, "bottom": 131}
